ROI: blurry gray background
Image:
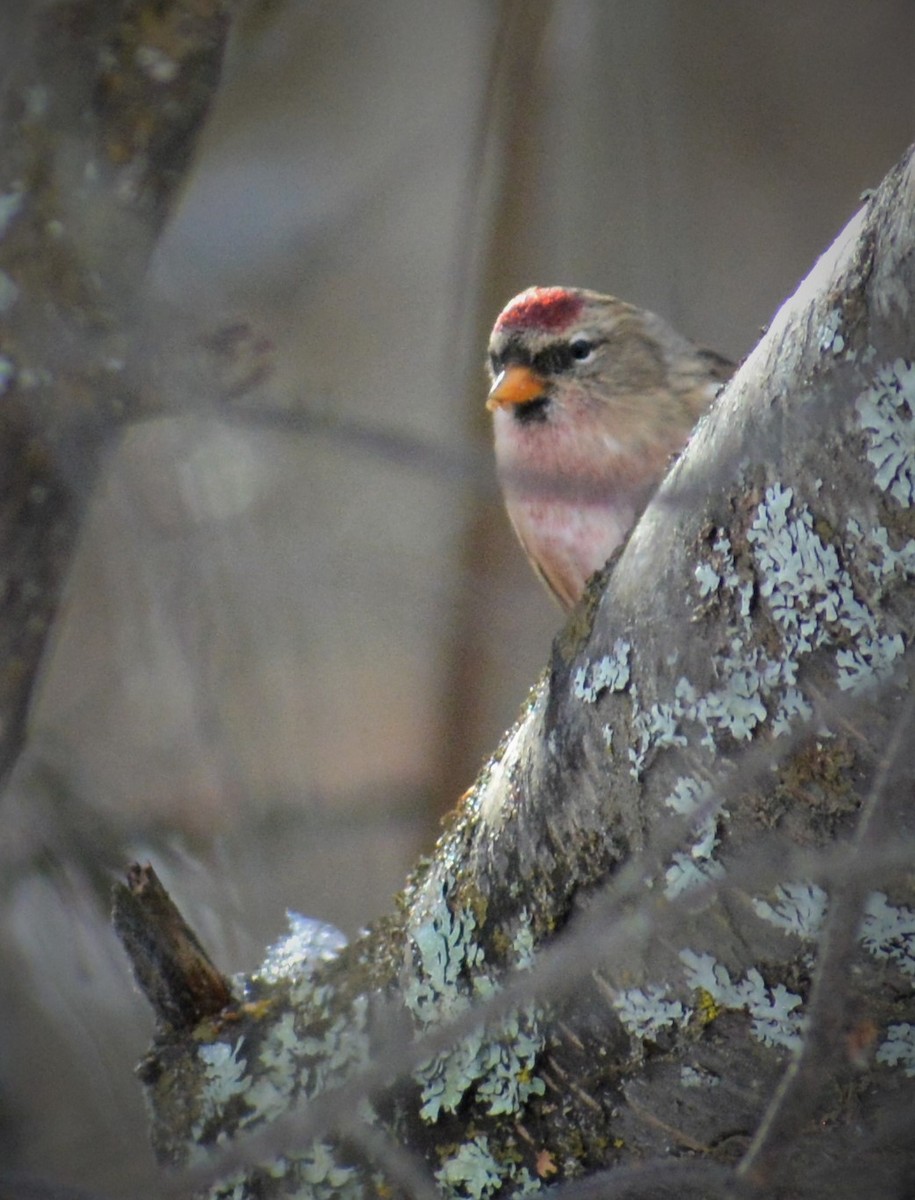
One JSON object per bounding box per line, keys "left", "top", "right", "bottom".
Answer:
{"left": 2, "top": 1, "right": 914, "bottom": 1193}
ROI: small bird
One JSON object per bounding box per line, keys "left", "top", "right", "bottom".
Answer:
{"left": 486, "top": 286, "right": 733, "bottom": 610}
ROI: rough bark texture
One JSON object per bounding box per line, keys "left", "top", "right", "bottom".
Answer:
{"left": 127, "top": 150, "right": 915, "bottom": 1198}
{"left": 0, "top": 0, "right": 233, "bottom": 790}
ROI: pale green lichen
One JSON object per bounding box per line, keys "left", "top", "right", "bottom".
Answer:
{"left": 434, "top": 1138, "right": 542, "bottom": 1200}
{"left": 285, "top": 1142, "right": 363, "bottom": 1198}
{"left": 680, "top": 950, "right": 804, "bottom": 1050}
{"left": 658, "top": 777, "right": 710, "bottom": 835}
{"left": 604, "top": 476, "right": 901, "bottom": 785}
{"left": 435, "top": 1136, "right": 505, "bottom": 1199}
{"left": 748, "top": 484, "right": 902, "bottom": 692}
{"left": 194, "top": 915, "right": 369, "bottom": 1195}
{"left": 296, "top": 994, "right": 370, "bottom": 1096}
{"left": 834, "top": 637, "right": 903, "bottom": 692}
{"left": 771, "top": 686, "right": 814, "bottom": 737}
{"left": 664, "top": 850, "right": 725, "bottom": 899}
{"left": 752, "top": 882, "right": 828, "bottom": 940}
{"left": 194, "top": 1038, "right": 249, "bottom": 1141}
{"left": 662, "top": 776, "right": 726, "bottom": 899}
{"left": 405, "top": 898, "right": 485, "bottom": 1024}
{"left": 859, "top": 892, "right": 915, "bottom": 976}
{"left": 628, "top": 694, "right": 687, "bottom": 777}
{"left": 627, "top": 652, "right": 778, "bottom": 778}
{"left": 210, "top": 1143, "right": 366, "bottom": 1200}
{"left": 405, "top": 896, "right": 545, "bottom": 1124}
{"left": 613, "top": 985, "right": 692, "bottom": 1040}
{"left": 695, "top": 665, "right": 770, "bottom": 742}
{"left": 693, "top": 532, "right": 752, "bottom": 612}
{"left": 238, "top": 1014, "right": 298, "bottom": 1128}
{"left": 659, "top": 484, "right": 902, "bottom": 756}
{"left": 856, "top": 359, "right": 915, "bottom": 506}
{"left": 628, "top": 506, "right": 817, "bottom": 771}
{"left": 511, "top": 913, "right": 537, "bottom": 967}
{"left": 680, "top": 1064, "right": 719, "bottom": 1089}
{"left": 475, "top": 1015, "right": 547, "bottom": 1116}
{"left": 847, "top": 518, "right": 915, "bottom": 590}
{"left": 200, "top": 995, "right": 371, "bottom": 1196}
{"left": 572, "top": 638, "right": 631, "bottom": 703}
{"left": 694, "top": 560, "right": 722, "bottom": 597}
{"left": 818, "top": 309, "right": 848, "bottom": 358}
{"left": 876, "top": 1023, "right": 915, "bottom": 1076}
{"left": 512, "top": 1168, "right": 543, "bottom": 1195}
{"left": 751, "top": 486, "right": 854, "bottom": 649}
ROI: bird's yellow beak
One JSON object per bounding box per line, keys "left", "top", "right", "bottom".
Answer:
{"left": 486, "top": 365, "right": 547, "bottom": 411}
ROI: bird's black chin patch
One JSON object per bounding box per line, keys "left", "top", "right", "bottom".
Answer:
{"left": 512, "top": 395, "right": 550, "bottom": 425}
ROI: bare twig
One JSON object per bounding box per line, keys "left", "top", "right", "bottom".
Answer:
{"left": 112, "top": 862, "right": 232, "bottom": 1030}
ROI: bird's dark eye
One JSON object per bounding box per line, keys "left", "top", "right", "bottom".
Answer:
{"left": 489, "top": 351, "right": 500, "bottom": 373}
{"left": 569, "top": 336, "right": 594, "bottom": 362}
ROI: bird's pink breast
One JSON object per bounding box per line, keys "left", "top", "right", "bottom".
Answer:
{"left": 492, "top": 401, "right": 651, "bottom": 606}
{"left": 507, "top": 493, "right": 634, "bottom": 609}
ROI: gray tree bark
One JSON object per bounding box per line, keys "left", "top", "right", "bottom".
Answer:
{"left": 124, "top": 149, "right": 915, "bottom": 1198}
{"left": 0, "top": 0, "right": 234, "bottom": 794}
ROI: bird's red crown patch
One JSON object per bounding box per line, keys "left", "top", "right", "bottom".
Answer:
{"left": 495, "top": 287, "right": 584, "bottom": 333}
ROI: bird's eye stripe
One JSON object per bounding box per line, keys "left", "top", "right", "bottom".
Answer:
{"left": 530, "top": 338, "right": 602, "bottom": 375}
{"left": 532, "top": 345, "right": 570, "bottom": 374}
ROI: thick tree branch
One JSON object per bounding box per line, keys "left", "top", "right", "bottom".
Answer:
{"left": 119, "top": 145, "right": 915, "bottom": 1199}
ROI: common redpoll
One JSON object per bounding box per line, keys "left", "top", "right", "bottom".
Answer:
{"left": 487, "top": 286, "right": 733, "bottom": 610}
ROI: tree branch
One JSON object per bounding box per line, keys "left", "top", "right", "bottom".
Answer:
{"left": 116, "top": 144, "right": 915, "bottom": 1197}
{"left": 0, "top": 0, "right": 234, "bottom": 790}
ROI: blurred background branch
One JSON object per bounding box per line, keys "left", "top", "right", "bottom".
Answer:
{"left": 0, "top": 0, "right": 235, "bottom": 792}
